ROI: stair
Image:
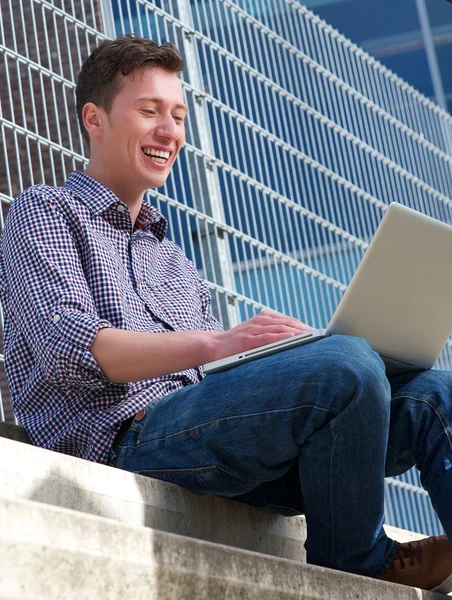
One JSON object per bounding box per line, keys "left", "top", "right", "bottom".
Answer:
{"left": 0, "top": 495, "right": 444, "bottom": 600}
{"left": 0, "top": 436, "right": 306, "bottom": 560}
{"left": 0, "top": 435, "right": 444, "bottom": 598}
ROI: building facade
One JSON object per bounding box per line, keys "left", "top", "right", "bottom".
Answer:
{"left": 308, "top": 0, "right": 452, "bottom": 115}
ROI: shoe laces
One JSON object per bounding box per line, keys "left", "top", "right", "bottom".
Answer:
{"left": 389, "top": 541, "right": 423, "bottom": 571}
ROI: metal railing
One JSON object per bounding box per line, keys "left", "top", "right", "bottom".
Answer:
{"left": 1, "top": 0, "right": 449, "bottom": 536}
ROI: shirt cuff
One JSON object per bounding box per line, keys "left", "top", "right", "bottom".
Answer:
{"left": 44, "top": 309, "right": 116, "bottom": 388}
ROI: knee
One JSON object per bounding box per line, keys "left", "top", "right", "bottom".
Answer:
{"left": 320, "top": 334, "right": 385, "bottom": 377}
{"left": 390, "top": 369, "right": 452, "bottom": 476}
{"left": 393, "top": 369, "right": 452, "bottom": 419}
{"left": 318, "top": 335, "right": 391, "bottom": 412}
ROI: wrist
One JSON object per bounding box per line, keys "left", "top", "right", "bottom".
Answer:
{"left": 203, "top": 330, "right": 225, "bottom": 363}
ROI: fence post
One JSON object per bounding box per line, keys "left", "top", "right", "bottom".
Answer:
{"left": 174, "top": 0, "right": 240, "bottom": 329}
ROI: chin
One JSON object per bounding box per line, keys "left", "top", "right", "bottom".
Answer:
{"left": 147, "top": 172, "right": 169, "bottom": 189}
{"left": 144, "top": 178, "right": 165, "bottom": 190}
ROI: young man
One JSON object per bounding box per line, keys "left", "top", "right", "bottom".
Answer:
{"left": 1, "top": 35, "right": 452, "bottom": 593}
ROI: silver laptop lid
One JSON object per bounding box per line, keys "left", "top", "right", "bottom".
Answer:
{"left": 326, "top": 202, "right": 452, "bottom": 370}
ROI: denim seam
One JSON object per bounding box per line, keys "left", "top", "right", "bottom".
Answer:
{"left": 371, "top": 538, "right": 398, "bottom": 579}
{"left": 113, "top": 428, "right": 138, "bottom": 470}
{"left": 391, "top": 393, "right": 452, "bottom": 451}
{"left": 135, "top": 403, "right": 334, "bottom": 447}
{"left": 329, "top": 421, "right": 336, "bottom": 567}
{"left": 133, "top": 464, "right": 260, "bottom": 485}
{"left": 114, "top": 444, "right": 127, "bottom": 469}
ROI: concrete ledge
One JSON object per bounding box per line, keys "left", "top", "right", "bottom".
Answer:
{"left": 0, "top": 495, "right": 443, "bottom": 600}
{"left": 0, "top": 435, "right": 427, "bottom": 569}
{"left": 0, "top": 436, "right": 306, "bottom": 561}
{"left": 385, "top": 525, "right": 427, "bottom": 543}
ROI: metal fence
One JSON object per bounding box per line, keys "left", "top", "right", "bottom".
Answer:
{"left": 1, "top": 0, "right": 450, "bottom": 536}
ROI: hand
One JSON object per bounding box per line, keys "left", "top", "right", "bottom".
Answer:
{"left": 213, "top": 310, "right": 312, "bottom": 361}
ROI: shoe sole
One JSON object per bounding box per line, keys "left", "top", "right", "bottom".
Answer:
{"left": 432, "top": 573, "right": 452, "bottom": 595}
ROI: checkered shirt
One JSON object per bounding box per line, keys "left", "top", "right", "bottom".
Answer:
{"left": 0, "top": 171, "right": 223, "bottom": 463}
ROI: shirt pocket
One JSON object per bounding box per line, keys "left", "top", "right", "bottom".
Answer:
{"left": 143, "top": 277, "right": 204, "bottom": 331}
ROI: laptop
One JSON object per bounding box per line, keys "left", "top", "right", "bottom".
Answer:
{"left": 203, "top": 202, "right": 452, "bottom": 376}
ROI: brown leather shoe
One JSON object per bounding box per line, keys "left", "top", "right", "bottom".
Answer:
{"left": 380, "top": 535, "right": 452, "bottom": 594}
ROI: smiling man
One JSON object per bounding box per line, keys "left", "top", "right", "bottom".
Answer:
{"left": 80, "top": 60, "right": 186, "bottom": 222}
{"left": 1, "top": 35, "right": 452, "bottom": 594}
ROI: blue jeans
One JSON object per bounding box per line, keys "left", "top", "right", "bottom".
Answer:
{"left": 110, "top": 335, "right": 452, "bottom": 578}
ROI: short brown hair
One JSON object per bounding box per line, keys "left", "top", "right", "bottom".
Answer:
{"left": 76, "top": 35, "right": 185, "bottom": 147}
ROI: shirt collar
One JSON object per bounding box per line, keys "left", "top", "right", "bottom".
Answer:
{"left": 64, "top": 171, "right": 168, "bottom": 240}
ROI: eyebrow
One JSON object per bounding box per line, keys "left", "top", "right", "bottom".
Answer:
{"left": 134, "top": 97, "right": 188, "bottom": 112}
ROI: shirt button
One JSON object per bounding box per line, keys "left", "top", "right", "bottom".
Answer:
{"left": 52, "top": 314, "right": 61, "bottom": 323}
{"left": 116, "top": 205, "right": 127, "bottom": 213}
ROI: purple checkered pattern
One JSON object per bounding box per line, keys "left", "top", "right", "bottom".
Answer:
{"left": 0, "top": 171, "right": 223, "bottom": 463}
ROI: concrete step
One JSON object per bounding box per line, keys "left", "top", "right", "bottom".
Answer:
{"left": 0, "top": 494, "right": 444, "bottom": 600}
{"left": 0, "top": 435, "right": 427, "bottom": 564}
{"left": 0, "top": 436, "right": 306, "bottom": 561}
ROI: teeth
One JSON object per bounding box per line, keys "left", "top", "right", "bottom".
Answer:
{"left": 142, "top": 148, "right": 170, "bottom": 160}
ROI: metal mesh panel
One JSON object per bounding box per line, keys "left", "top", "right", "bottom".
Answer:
{"left": 0, "top": 0, "right": 107, "bottom": 421}
{"left": 1, "top": 0, "right": 449, "bottom": 536}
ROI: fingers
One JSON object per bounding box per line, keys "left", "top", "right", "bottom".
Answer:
{"left": 233, "top": 310, "right": 311, "bottom": 344}
{"left": 254, "top": 309, "right": 312, "bottom": 332}
{"left": 217, "top": 311, "right": 312, "bottom": 360}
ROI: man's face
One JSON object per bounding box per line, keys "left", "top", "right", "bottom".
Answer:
{"left": 97, "top": 67, "right": 187, "bottom": 192}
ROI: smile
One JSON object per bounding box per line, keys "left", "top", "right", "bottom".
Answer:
{"left": 142, "top": 148, "right": 171, "bottom": 165}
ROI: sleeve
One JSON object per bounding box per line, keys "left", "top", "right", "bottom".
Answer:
{"left": 0, "top": 187, "right": 115, "bottom": 390}
{"left": 198, "top": 277, "right": 224, "bottom": 333}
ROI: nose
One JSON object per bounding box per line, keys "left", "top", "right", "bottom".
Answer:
{"left": 155, "top": 114, "right": 180, "bottom": 141}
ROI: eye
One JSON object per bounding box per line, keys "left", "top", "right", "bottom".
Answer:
{"left": 141, "top": 109, "right": 157, "bottom": 116}
{"left": 173, "top": 115, "right": 185, "bottom": 124}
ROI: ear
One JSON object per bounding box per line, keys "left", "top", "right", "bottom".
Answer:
{"left": 82, "top": 102, "right": 104, "bottom": 141}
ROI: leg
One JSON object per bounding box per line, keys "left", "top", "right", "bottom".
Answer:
{"left": 386, "top": 368, "right": 452, "bottom": 540}
{"left": 112, "top": 334, "right": 395, "bottom": 576}
{"left": 378, "top": 369, "right": 452, "bottom": 593}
